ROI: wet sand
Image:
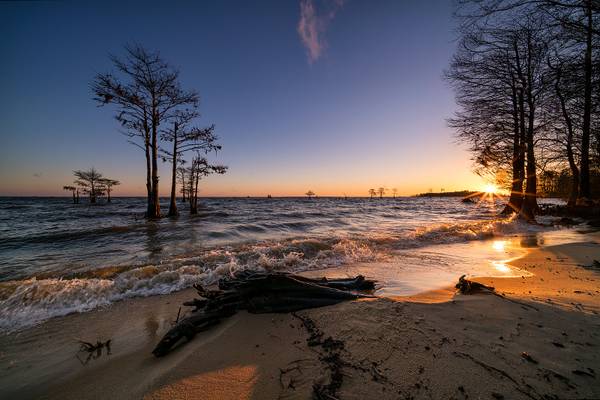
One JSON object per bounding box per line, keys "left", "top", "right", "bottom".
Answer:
{"left": 1, "top": 233, "right": 600, "bottom": 399}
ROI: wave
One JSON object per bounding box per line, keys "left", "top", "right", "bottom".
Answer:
{"left": 0, "top": 225, "right": 138, "bottom": 248}
{"left": 0, "top": 215, "right": 555, "bottom": 332}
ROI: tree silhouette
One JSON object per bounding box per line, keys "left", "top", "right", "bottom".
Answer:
{"left": 161, "top": 111, "right": 221, "bottom": 217}
{"left": 305, "top": 190, "right": 315, "bottom": 199}
{"left": 74, "top": 168, "right": 104, "bottom": 203}
{"left": 63, "top": 185, "right": 79, "bottom": 204}
{"left": 100, "top": 179, "right": 120, "bottom": 203}
{"left": 185, "top": 155, "right": 227, "bottom": 214}
{"left": 392, "top": 188, "right": 398, "bottom": 198}
{"left": 92, "top": 45, "right": 199, "bottom": 218}
{"left": 368, "top": 189, "right": 376, "bottom": 199}
{"left": 377, "top": 187, "right": 386, "bottom": 199}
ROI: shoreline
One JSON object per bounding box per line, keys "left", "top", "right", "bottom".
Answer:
{"left": 1, "top": 232, "right": 599, "bottom": 399}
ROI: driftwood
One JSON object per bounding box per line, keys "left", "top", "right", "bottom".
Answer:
{"left": 76, "top": 339, "right": 112, "bottom": 365}
{"left": 153, "top": 271, "right": 376, "bottom": 357}
{"left": 455, "top": 275, "right": 495, "bottom": 294}
{"left": 455, "top": 275, "right": 539, "bottom": 311}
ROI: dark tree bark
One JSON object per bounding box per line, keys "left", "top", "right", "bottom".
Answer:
{"left": 579, "top": 0, "right": 593, "bottom": 201}
{"left": 92, "top": 45, "right": 199, "bottom": 219}
{"left": 554, "top": 64, "right": 580, "bottom": 206}
{"left": 503, "top": 74, "right": 525, "bottom": 214}
{"left": 168, "top": 123, "right": 179, "bottom": 217}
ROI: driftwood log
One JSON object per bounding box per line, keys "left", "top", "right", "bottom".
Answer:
{"left": 455, "top": 274, "right": 495, "bottom": 294}
{"left": 152, "top": 271, "right": 376, "bottom": 357}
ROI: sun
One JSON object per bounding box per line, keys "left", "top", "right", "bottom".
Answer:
{"left": 483, "top": 183, "right": 498, "bottom": 194}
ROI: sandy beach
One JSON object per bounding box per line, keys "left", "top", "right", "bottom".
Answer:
{"left": 1, "top": 232, "right": 600, "bottom": 400}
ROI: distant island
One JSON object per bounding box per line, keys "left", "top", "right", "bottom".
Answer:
{"left": 415, "top": 190, "right": 476, "bottom": 198}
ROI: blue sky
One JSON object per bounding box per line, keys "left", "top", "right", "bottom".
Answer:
{"left": 0, "top": 0, "right": 486, "bottom": 196}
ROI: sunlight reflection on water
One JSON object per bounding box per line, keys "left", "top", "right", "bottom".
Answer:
{"left": 302, "top": 228, "right": 590, "bottom": 297}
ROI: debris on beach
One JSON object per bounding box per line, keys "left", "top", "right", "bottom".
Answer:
{"left": 152, "top": 271, "right": 376, "bottom": 357}
{"left": 455, "top": 275, "right": 539, "bottom": 311}
{"left": 76, "top": 339, "right": 112, "bottom": 365}
{"left": 520, "top": 351, "right": 538, "bottom": 364}
{"left": 455, "top": 275, "right": 495, "bottom": 294}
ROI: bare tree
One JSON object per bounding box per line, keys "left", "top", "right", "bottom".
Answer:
{"left": 63, "top": 185, "right": 79, "bottom": 204}
{"left": 99, "top": 179, "right": 120, "bottom": 203}
{"left": 454, "top": 0, "right": 600, "bottom": 206}
{"left": 177, "top": 165, "right": 188, "bottom": 202}
{"left": 92, "top": 45, "right": 198, "bottom": 218}
{"left": 447, "top": 6, "right": 552, "bottom": 220}
{"left": 368, "top": 189, "right": 376, "bottom": 199}
{"left": 161, "top": 110, "right": 221, "bottom": 217}
{"left": 305, "top": 190, "right": 315, "bottom": 199}
{"left": 74, "top": 168, "right": 104, "bottom": 203}
{"left": 377, "top": 187, "right": 386, "bottom": 198}
{"left": 186, "top": 155, "right": 227, "bottom": 214}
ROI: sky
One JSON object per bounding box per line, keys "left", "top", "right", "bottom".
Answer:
{"left": 0, "top": 0, "right": 488, "bottom": 197}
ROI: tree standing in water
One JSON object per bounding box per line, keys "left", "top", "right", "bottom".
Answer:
{"left": 161, "top": 110, "right": 221, "bottom": 217}
{"left": 177, "top": 165, "right": 188, "bottom": 202}
{"left": 377, "top": 187, "right": 386, "bottom": 199}
{"left": 368, "top": 189, "right": 376, "bottom": 199}
{"left": 392, "top": 188, "right": 398, "bottom": 198}
{"left": 186, "top": 155, "right": 227, "bottom": 214}
{"left": 305, "top": 190, "right": 315, "bottom": 199}
{"left": 63, "top": 185, "right": 79, "bottom": 204}
{"left": 92, "top": 45, "right": 198, "bottom": 218}
{"left": 74, "top": 168, "right": 104, "bottom": 203}
{"left": 100, "top": 179, "right": 120, "bottom": 202}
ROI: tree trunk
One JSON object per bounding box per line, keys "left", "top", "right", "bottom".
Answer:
{"left": 578, "top": 0, "right": 593, "bottom": 202}
{"left": 168, "top": 124, "right": 179, "bottom": 217}
{"left": 149, "top": 106, "right": 161, "bottom": 218}
{"left": 502, "top": 80, "right": 524, "bottom": 214}
{"left": 76, "top": 189, "right": 79, "bottom": 204}
{"left": 145, "top": 138, "right": 153, "bottom": 217}
{"left": 107, "top": 188, "right": 112, "bottom": 203}
{"left": 90, "top": 182, "right": 96, "bottom": 204}
{"left": 519, "top": 35, "right": 538, "bottom": 222}
{"left": 555, "top": 67, "right": 580, "bottom": 207}
{"left": 192, "top": 175, "right": 200, "bottom": 214}
{"left": 72, "top": 190, "right": 76, "bottom": 204}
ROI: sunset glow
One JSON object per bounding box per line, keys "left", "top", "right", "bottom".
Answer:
{"left": 483, "top": 184, "right": 498, "bottom": 194}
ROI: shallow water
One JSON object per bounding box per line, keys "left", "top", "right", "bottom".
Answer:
{"left": 0, "top": 196, "right": 578, "bottom": 331}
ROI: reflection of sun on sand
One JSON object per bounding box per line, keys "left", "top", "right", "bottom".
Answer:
{"left": 144, "top": 365, "right": 258, "bottom": 400}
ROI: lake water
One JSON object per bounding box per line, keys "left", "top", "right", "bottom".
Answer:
{"left": 0, "top": 196, "right": 581, "bottom": 331}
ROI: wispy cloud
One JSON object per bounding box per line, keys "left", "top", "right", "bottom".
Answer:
{"left": 297, "top": 0, "right": 345, "bottom": 64}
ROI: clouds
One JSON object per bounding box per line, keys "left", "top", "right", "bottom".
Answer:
{"left": 297, "top": 0, "right": 345, "bottom": 64}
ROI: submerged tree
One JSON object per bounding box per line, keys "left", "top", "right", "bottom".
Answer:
{"left": 377, "top": 187, "right": 386, "bottom": 199}
{"left": 100, "top": 179, "right": 120, "bottom": 202}
{"left": 305, "top": 190, "right": 315, "bottom": 199}
{"left": 74, "top": 168, "right": 104, "bottom": 203}
{"left": 368, "top": 188, "right": 376, "bottom": 199}
{"left": 392, "top": 188, "right": 398, "bottom": 198}
{"left": 177, "top": 165, "right": 188, "bottom": 202}
{"left": 161, "top": 110, "right": 221, "bottom": 217}
{"left": 92, "top": 45, "right": 198, "bottom": 218}
{"left": 186, "top": 155, "right": 227, "bottom": 214}
{"left": 63, "top": 185, "right": 79, "bottom": 204}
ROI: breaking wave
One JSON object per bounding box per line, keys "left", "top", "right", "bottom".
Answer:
{"left": 0, "top": 215, "right": 556, "bottom": 332}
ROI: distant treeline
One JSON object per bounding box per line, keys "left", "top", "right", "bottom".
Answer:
{"left": 416, "top": 191, "right": 477, "bottom": 198}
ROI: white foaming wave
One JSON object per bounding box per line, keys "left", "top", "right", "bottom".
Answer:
{"left": 0, "top": 216, "right": 558, "bottom": 332}
{"left": 406, "top": 215, "right": 550, "bottom": 247}
{"left": 0, "top": 237, "right": 385, "bottom": 332}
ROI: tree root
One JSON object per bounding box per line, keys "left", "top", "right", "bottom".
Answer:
{"left": 152, "top": 271, "right": 376, "bottom": 357}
